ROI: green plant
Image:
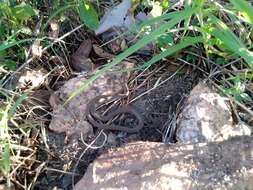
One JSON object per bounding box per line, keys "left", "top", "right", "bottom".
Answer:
{"left": 0, "top": 0, "right": 99, "bottom": 73}
{"left": 68, "top": 0, "right": 253, "bottom": 104}
{"left": 0, "top": 0, "right": 252, "bottom": 188}
{"left": 0, "top": 2, "right": 37, "bottom": 73}
{"left": 223, "top": 76, "right": 252, "bottom": 102}
{"left": 78, "top": 0, "right": 99, "bottom": 30}
{"left": 0, "top": 91, "right": 27, "bottom": 187}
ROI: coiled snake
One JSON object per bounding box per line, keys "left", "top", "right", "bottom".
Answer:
{"left": 86, "top": 95, "right": 143, "bottom": 133}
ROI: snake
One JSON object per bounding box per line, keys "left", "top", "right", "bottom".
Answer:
{"left": 86, "top": 94, "right": 143, "bottom": 133}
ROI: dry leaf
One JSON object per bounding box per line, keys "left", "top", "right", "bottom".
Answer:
{"left": 95, "top": 0, "right": 134, "bottom": 35}
{"left": 110, "top": 39, "right": 124, "bottom": 54}
{"left": 120, "top": 39, "right": 127, "bottom": 51}
{"left": 92, "top": 44, "right": 115, "bottom": 59}
{"left": 71, "top": 39, "right": 94, "bottom": 72}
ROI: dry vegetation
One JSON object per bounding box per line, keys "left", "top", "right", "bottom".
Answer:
{"left": 0, "top": 0, "right": 253, "bottom": 189}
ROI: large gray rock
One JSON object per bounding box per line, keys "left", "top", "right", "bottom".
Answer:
{"left": 74, "top": 136, "right": 253, "bottom": 190}
{"left": 74, "top": 82, "right": 252, "bottom": 190}
{"left": 176, "top": 83, "right": 251, "bottom": 143}
{"left": 49, "top": 62, "right": 133, "bottom": 140}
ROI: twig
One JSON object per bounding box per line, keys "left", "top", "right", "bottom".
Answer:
{"left": 7, "top": 24, "right": 84, "bottom": 84}
{"left": 209, "top": 80, "right": 253, "bottom": 118}
{"left": 129, "top": 65, "right": 185, "bottom": 103}
{"left": 72, "top": 130, "right": 107, "bottom": 190}
{"left": 177, "top": 56, "right": 253, "bottom": 118}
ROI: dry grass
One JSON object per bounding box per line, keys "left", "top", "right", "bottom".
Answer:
{"left": 1, "top": 0, "right": 253, "bottom": 189}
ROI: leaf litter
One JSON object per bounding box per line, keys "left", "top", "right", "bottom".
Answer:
{"left": 12, "top": 1, "right": 253, "bottom": 190}
{"left": 95, "top": 0, "right": 133, "bottom": 35}
{"left": 70, "top": 39, "right": 94, "bottom": 72}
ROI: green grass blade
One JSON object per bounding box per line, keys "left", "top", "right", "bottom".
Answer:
{"left": 214, "top": 2, "right": 251, "bottom": 24}
{"left": 2, "top": 143, "right": 11, "bottom": 175}
{"left": 0, "top": 38, "right": 35, "bottom": 51}
{"left": 132, "top": 10, "right": 187, "bottom": 32}
{"left": 43, "top": 4, "right": 76, "bottom": 30}
{"left": 207, "top": 16, "right": 253, "bottom": 69}
{"left": 229, "top": 0, "right": 253, "bottom": 26}
{"left": 8, "top": 94, "right": 27, "bottom": 117}
{"left": 78, "top": 0, "right": 99, "bottom": 31}
{"left": 141, "top": 36, "right": 204, "bottom": 68}
{"left": 66, "top": 7, "right": 197, "bottom": 103}
{"left": 109, "top": 10, "right": 192, "bottom": 49}
{"left": 0, "top": 100, "right": 10, "bottom": 138}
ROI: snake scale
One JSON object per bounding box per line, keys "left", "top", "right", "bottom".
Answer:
{"left": 86, "top": 95, "right": 144, "bottom": 133}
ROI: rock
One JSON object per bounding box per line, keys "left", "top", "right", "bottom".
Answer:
{"left": 49, "top": 62, "right": 133, "bottom": 140}
{"left": 74, "top": 136, "right": 253, "bottom": 190}
{"left": 176, "top": 83, "right": 251, "bottom": 143}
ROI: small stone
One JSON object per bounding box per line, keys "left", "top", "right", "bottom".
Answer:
{"left": 49, "top": 62, "right": 134, "bottom": 141}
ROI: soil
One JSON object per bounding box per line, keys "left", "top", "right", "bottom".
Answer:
{"left": 33, "top": 63, "right": 199, "bottom": 190}
{"left": 3, "top": 2, "right": 253, "bottom": 190}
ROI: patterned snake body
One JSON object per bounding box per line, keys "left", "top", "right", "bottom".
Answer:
{"left": 86, "top": 95, "right": 143, "bottom": 133}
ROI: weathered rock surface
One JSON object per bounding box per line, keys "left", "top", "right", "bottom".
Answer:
{"left": 49, "top": 62, "right": 133, "bottom": 139}
{"left": 74, "top": 136, "right": 253, "bottom": 190}
{"left": 73, "top": 82, "right": 252, "bottom": 190}
{"left": 176, "top": 83, "right": 251, "bottom": 143}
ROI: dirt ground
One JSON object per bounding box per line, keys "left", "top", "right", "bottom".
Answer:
{"left": 33, "top": 63, "right": 199, "bottom": 190}
{"left": 2, "top": 1, "right": 253, "bottom": 190}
